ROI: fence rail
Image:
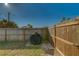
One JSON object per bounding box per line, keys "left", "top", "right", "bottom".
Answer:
{"left": 49, "top": 21, "right": 79, "bottom": 56}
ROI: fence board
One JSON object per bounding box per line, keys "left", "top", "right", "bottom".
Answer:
{"left": 49, "top": 21, "right": 79, "bottom": 56}
{"left": 0, "top": 28, "right": 46, "bottom": 41}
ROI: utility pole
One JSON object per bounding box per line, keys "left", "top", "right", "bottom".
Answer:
{"left": 7, "top": 12, "right": 10, "bottom": 28}
{"left": 8, "top": 12, "right": 10, "bottom": 21}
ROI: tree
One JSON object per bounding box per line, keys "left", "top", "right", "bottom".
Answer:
{"left": 75, "top": 16, "right": 79, "bottom": 21}
{"left": 0, "top": 19, "right": 18, "bottom": 28}
{"left": 60, "top": 17, "right": 72, "bottom": 23}
{"left": 27, "top": 24, "right": 33, "bottom": 28}
{"left": 60, "top": 17, "right": 66, "bottom": 23}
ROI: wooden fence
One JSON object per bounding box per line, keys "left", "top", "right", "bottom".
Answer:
{"left": 0, "top": 28, "right": 46, "bottom": 41}
{"left": 49, "top": 21, "right": 79, "bottom": 56}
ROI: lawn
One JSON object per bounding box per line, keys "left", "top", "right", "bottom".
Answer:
{"left": 0, "top": 49, "right": 46, "bottom": 56}
{"left": 0, "top": 41, "right": 47, "bottom": 56}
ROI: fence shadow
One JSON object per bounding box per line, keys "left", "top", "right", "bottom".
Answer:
{"left": 0, "top": 41, "right": 41, "bottom": 50}
{"left": 48, "top": 36, "right": 55, "bottom": 55}
{"left": 40, "top": 36, "right": 55, "bottom": 55}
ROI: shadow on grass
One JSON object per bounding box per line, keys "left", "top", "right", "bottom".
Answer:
{"left": 0, "top": 41, "right": 41, "bottom": 50}
{"left": 0, "top": 41, "right": 54, "bottom": 56}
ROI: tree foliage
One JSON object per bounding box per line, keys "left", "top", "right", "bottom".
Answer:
{"left": 43, "top": 27, "right": 49, "bottom": 43}
{"left": 27, "top": 24, "right": 33, "bottom": 28}
{"left": 0, "top": 19, "right": 18, "bottom": 28}
{"left": 60, "top": 17, "right": 72, "bottom": 23}
{"left": 30, "top": 32, "right": 42, "bottom": 45}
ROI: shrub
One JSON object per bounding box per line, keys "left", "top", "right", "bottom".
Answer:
{"left": 30, "top": 32, "right": 42, "bottom": 45}
{"left": 43, "top": 28, "right": 49, "bottom": 43}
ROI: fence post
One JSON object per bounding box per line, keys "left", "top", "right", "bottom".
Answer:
{"left": 5, "top": 28, "right": 7, "bottom": 42}
{"left": 54, "top": 25, "right": 56, "bottom": 48}
{"left": 23, "top": 28, "right": 26, "bottom": 42}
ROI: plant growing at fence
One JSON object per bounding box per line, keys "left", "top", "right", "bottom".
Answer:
{"left": 60, "top": 17, "right": 73, "bottom": 24}
{"left": 30, "top": 32, "right": 42, "bottom": 45}
{"left": 43, "top": 27, "right": 50, "bottom": 43}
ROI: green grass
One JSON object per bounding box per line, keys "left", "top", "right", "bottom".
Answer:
{"left": 0, "top": 41, "right": 46, "bottom": 56}
{"left": 0, "top": 49, "right": 46, "bottom": 56}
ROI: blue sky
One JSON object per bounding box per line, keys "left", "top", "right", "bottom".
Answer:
{"left": 0, "top": 3, "right": 79, "bottom": 27}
